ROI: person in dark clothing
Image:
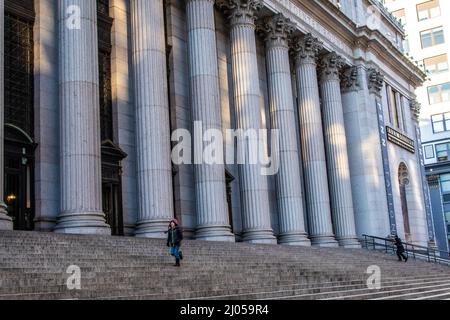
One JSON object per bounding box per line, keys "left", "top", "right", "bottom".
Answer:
{"left": 166, "top": 219, "right": 184, "bottom": 267}
{"left": 394, "top": 235, "right": 408, "bottom": 262}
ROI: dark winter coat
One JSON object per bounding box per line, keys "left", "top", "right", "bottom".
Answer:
{"left": 394, "top": 237, "right": 405, "bottom": 253}
{"left": 167, "top": 227, "right": 183, "bottom": 247}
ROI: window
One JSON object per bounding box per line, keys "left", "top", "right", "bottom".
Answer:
{"left": 436, "top": 143, "right": 450, "bottom": 161}
{"left": 4, "top": 8, "right": 34, "bottom": 137}
{"left": 424, "top": 145, "right": 435, "bottom": 159}
{"left": 387, "top": 87, "right": 401, "bottom": 129}
{"left": 420, "top": 27, "right": 445, "bottom": 48}
{"left": 441, "top": 174, "right": 450, "bottom": 192}
{"left": 98, "top": 0, "right": 113, "bottom": 141}
{"left": 428, "top": 83, "right": 450, "bottom": 104}
{"left": 417, "top": 0, "right": 441, "bottom": 21}
{"left": 431, "top": 113, "right": 450, "bottom": 133}
{"left": 424, "top": 54, "right": 449, "bottom": 75}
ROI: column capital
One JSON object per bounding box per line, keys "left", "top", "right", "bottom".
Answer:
{"left": 410, "top": 98, "right": 421, "bottom": 123}
{"left": 257, "top": 14, "right": 295, "bottom": 48}
{"left": 216, "top": 0, "right": 263, "bottom": 27}
{"left": 367, "top": 68, "right": 384, "bottom": 96}
{"left": 292, "top": 33, "right": 323, "bottom": 65}
{"left": 319, "top": 52, "right": 344, "bottom": 82}
{"left": 340, "top": 66, "right": 360, "bottom": 93}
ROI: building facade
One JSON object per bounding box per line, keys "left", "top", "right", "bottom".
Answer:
{"left": 0, "top": 0, "right": 433, "bottom": 247}
{"left": 385, "top": 0, "right": 450, "bottom": 252}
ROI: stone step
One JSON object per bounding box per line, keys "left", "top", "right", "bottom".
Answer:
{"left": 1, "top": 231, "right": 449, "bottom": 300}
{"left": 0, "top": 275, "right": 447, "bottom": 301}
{"left": 186, "top": 277, "right": 450, "bottom": 301}
{"left": 318, "top": 281, "right": 450, "bottom": 300}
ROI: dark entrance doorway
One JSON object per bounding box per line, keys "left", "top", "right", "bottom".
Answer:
{"left": 3, "top": 0, "right": 36, "bottom": 231}
{"left": 225, "top": 170, "right": 235, "bottom": 234}
{"left": 101, "top": 141, "right": 127, "bottom": 236}
{"left": 4, "top": 125, "right": 35, "bottom": 230}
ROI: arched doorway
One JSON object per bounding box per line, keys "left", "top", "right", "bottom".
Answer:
{"left": 4, "top": 0, "right": 35, "bottom": 231}
{"left": 398, "top": 163, "right": 411, "bottom": 242}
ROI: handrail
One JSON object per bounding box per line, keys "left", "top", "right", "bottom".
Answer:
{"left": 362, "top": 234, "right": 450, "bottom": 266}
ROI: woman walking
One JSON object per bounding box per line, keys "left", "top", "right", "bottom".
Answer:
{"left": 167, "top": 219, "right": 184, "bottom": 267}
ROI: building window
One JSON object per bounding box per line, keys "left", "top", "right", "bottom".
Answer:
{"left": 387, "top": 86, "right": 401, "bottom": 129}
{"left": 97, "top": 0, "right": 113, "bottom": 142}
{"left": 431, "top": 113, "right": 450, "bottom": 133}
{"left": 441, "top": 174, "right": 450, "bottom": 192}
{"left": 428, "top": 83, "right": 450, "bottom": 104}
{"left": 4, "top": 9, "right": 34, "bottom": 137}
{"left": 436, "top": 143, "right": 450, "bottom": 161}
{"left": 420, "top": 27, "right": 445, "bottom": 48}
{"left": 424, "top": 54, "right": 449, "bottom": 75}
{"left": 417, "top": 0, "right": 441, "bottom": 21}
{"left": 424, "top": 145, "right": 435, "bottom": 159}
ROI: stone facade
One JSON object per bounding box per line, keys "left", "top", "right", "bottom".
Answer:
{"left": 0, "top": 0, "right": 432, "bottom": 247}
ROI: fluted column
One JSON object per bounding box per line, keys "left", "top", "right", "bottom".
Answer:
{"left": 259, "top": 15, "right": 309, "bottom": 246}
{"left": 217, "top": 0, "right": 276, "bottom": 244}
{"left": 131, "top": 0, "right": 174, "bottom": 238}
{"left": 319, "top": 54, "right": 360, "bottom": 248}
{"left": 0, "top": 0, "right": 12, "bottom": 230}
{"left": 55, "top": 0, "right": 110, "bottom": 234}
{"left": 186, "top": 0, "right": 234, "bottom": 241}
{"left": 293, "top": 35, "right": 338, "bottom": 247}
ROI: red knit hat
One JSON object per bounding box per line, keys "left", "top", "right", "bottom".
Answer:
{"left": 170, "top": 218, "right": 179, "bottom": 226}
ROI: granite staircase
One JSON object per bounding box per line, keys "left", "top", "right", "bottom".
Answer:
{"left": 0, "top": 231, "right": 449, "bottom": 300}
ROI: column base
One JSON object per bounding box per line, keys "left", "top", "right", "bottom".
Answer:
{"left": 54, "top": 212, "right": 111, "bottom": 235}
{"left": 337, "top": 237, "right": 361, "bottom": 249}
{"left": 195, "top": 225, "right": 236, "bottom": 242}
{"left": 242, "top": 229, "right": 277, "bottom": 245}
{"left": 0, "top": 210, "right": 13, "bottom": 231}
{"left": 278, "top": 232, "right": 311, "bottom": 247}
{"left": 34, "top": 218, "right": 57, "bottom": 232}
{"left": 310, "top": 235, "right": 339, "bottom": 248}
{"left": 134, "top": 219, "right": 170, "bottom": 239}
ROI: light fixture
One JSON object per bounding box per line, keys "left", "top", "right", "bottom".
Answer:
{"left": 6, "top": 194, "right": 17, "bottom": 203}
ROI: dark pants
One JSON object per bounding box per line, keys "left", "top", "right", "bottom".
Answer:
{"left": 397, "top": 251, "right": 408, "bottom": 261}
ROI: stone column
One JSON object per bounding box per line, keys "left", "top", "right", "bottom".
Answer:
{"left": 259, "top": 14, "right": 309, "bottom": 246}
{"left": 0, "top": 0, "right": 12, "bottom": 230}
{"left": 130, "top": 0, "right": 174, "bottom": 238}
{"left": 55, "top": 0, "right": 110, "bottom": 234}
{"left": 186, "top": 0, "right": 234, "bottom": 241}
{"left": 217, "top": 0, "right": 276, "bottom": 244}
{"left": 293, "top": 34, "right": 337, "bottom": 247}
{"left": 319, "top": 54, "right": 360, "bottom": 248}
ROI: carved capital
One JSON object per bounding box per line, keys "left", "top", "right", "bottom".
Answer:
{"left": 410, "top": 99, "right": 421, "bottom": 123}
{"left": 216, "top": 0, "right": 263, "bottom": 27}
{"left": 367, "top": 68, "right": 384, "bottom": 96}
{"left": 340, "top": 66, "right": 360, "bottom": 93}
{"left": 318, "top": 52, "right": 344, "bottom": 82}
{"left": 292, "top": 33, "right": 323, "bottom": 65}
{"left": 257, "top": 14, "right": 295, "bottom": 48}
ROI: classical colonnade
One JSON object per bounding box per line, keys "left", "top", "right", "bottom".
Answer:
{"left": 0, "top": 0, "right": 383, "bottom": 248}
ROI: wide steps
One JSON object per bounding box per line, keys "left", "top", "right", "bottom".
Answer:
{"left": 0, "top": 231, "right": 449, "bottom": 300}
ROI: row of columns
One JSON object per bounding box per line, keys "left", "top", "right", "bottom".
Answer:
{"left": 0, "top": 0, "right": 360, "bottom": 248}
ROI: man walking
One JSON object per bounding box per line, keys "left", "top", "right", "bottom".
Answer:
{"left": 394, "top": 235, "right": 408, "bottom": 263}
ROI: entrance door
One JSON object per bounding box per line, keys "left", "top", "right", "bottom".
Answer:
{"left": 101, "top": 141, "right": 127, "bottom": 236}
{"left": 102, "top": 182, "right": 123, "bottom": 236}
{"left": 5, "top": 144, "right": 34, "bottom": 231}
